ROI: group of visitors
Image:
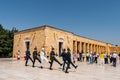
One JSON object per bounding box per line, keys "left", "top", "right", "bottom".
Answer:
{"left": 75, "top": 51, "right": 120, "bottom": 67}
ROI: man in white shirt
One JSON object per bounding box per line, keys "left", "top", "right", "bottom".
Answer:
{"left": 113, "top": 51, "right": 117, "bottom": 67}
{"left": 40, "top": 48, "right": 50, "bottom": 68}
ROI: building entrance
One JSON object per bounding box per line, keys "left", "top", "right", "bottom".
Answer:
{"left": 59, "top": 42, "right": 63, "bottom": 57}
{"left": 25, "top": 41, "right": 30, "bottom": 50}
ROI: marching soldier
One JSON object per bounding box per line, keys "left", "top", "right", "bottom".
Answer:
{"left": 25, "top": 49, "right": 33, "bottom": 66}
{"left": 32, "top": 47, "right": 41, "bottom": 67}
{"left": 61, "top": 48, "right": 67, "bottom": 71}
{"left": 49, "top": 47, "right": 62, "bottom": 70}
{"left": 65, "top": 48, "right": 78, "bottom": 73}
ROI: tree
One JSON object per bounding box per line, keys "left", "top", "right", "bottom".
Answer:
{"left": 0, "top": 24, "right": 18, "bottom": 58}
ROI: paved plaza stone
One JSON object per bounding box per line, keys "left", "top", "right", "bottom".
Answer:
{"left": 0, "top": 58, "right": 120, "bottom": 80}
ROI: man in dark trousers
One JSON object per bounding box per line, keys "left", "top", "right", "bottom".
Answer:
{"left": 65, "top": 48, "right": 78, "bottom": 73}
{"left": 61, "top": 48, "right": 67, "bottom": 71}
{"left": 79, "top": 51, "right": 83, "bottom": 62}
{"left": 104, "top": 52, "right": 108, "bottom": 64}
{"left": 25, "top": 49, "right": 33, "bottom": 66}
{"left": 49, "top": 47, "right": 62, "bottom": 70}
{"left": 118, "top": 53, "right": 120, "bottom": 60}
{"left": 32, "top": 47, "right": 41, "bottom": 67}
{"left": 112, "top": 51, "right": 117, "bottom": 67}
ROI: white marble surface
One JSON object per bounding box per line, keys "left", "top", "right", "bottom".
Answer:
{"left": 0, "top": 58, "right": 120, "bottom": 80}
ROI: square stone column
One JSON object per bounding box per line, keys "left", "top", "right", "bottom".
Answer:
{"left": 86, "top": 43, "right": 89, "bottom": 52}
{"left": 89, "top": 44, "right": 92, "bottom": 52}
{"left": 80, "top": 42, "right": 82, "bottom": 52}
{"left": 96, "top": 45, "right": 98, "bottom": 53}
{"left": 73, "top": 40, "right": 77, "bottom": 53}
{"left": 77, "top": 41, "right": 80, "bottom": 53}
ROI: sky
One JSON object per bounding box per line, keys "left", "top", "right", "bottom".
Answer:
{"left": 0, "top": 0, "right": 120, "bottom": 45}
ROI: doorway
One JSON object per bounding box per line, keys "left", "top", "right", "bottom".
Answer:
{"left": 59, "top": 42, "right": 63, "bottom": 57}
{"left": 25, "top": 41, "right": 30, "bottom": 50}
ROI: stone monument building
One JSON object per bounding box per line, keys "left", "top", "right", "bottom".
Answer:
{"left": 13, "top": 25, "right": 113, "bottom": 58}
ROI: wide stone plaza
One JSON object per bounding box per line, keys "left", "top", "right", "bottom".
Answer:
{"left": 0, "top": 58, "right": 120, "bottom": 80}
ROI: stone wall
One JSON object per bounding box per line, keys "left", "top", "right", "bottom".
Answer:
{"left": 13, "top": 27, "right": 45, "bottom": 59}
{"left": 13, "top": 25, "right": 113, "bottom": 59}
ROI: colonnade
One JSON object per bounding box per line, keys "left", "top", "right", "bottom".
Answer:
{"left": 73, "top": 40, "right": 106, "bottom": 54}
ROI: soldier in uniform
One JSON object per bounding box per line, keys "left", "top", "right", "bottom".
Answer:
{"left": 65, "top": 48, "right": 78, "bottom": 73}
{"left": 32, "top": 47, "right": 41, "bottom": 67}
{"left": 49, "top": 47, "right": 62, "bottom": 70}
{"left": 61, "top": 48, "right": 67, "bottom": 71}
{"left": 25, "top": 49, "right": 33, "bottom": 66}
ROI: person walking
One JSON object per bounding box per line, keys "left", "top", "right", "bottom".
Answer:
{"left": 65, "top": 48, "right": 78, "bottom": 73}
{"left": 86, "top": 52, "right": 90, "bottom": 62}
{"left": 112, "top": 51, "right": 117, "bottom": 67}
{"left": 79, "top": 51, "right": 83, "bottom": 62}
{"left": 89, "top": 51, "right": 93, "bottom": 64}
{"left": 49, "top": 47, "right": 62, "bottom": 70}
{"left": 39, "top": 48, "right": 50, "bottom": 68}
{"left": 72, "top": 51, "right": 78, "bottom": 63}
{"left": 94, "top": 52, "right": 99, "bottom": 64}
{"left": 82, "top": 52, "right": 85, "bottom": 62}
{"left": 109, "top": 53, "right": 113, "bottom": 63}
{"left": 25, "top": 49, "right": 33, "bottom": 66}
{"left": 61, "top": 48, "right": 67, "bottom": 71}
{"left": 32, "top": 47, "right": 41, "bottom": 67}
{"left": 16, "top": 50, "right": 20, "bottom": 60}
{"left": 104, "top": 52, "right": 108, "bottom": 64}
{"left": 99, "top": 52, "right": 104, "bottom": 65}
{"left": 119, "top": 53, "right": 120, "bottom": 60}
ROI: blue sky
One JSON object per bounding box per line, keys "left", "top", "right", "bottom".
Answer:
{"left": 0, "top": 0, "right": 120, "bottom": 45}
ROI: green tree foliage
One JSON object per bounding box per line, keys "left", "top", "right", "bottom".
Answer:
{"left": 0, "top": 24, "right": 18, "bottom": 58}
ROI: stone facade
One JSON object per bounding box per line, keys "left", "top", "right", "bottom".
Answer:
{"left": 13, "top": 25, "right": 115, "bottom": 59}
{"left": 110, "top": 46, "right": 120, "bottom": 54}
